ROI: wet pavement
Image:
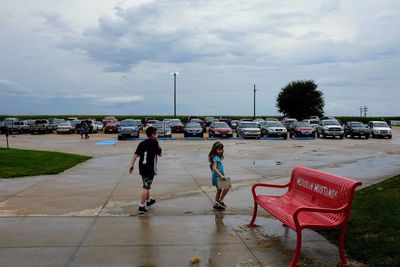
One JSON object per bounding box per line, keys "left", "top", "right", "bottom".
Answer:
{"left": 1, "top": 129, "right": 399, "bottom": 266}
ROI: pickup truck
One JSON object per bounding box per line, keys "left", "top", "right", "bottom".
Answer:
{"left": 10, "top": 121, "right": 31, "bottom": 134}
{"left": 30, "top": 120, "right": 52, "bottom": 134}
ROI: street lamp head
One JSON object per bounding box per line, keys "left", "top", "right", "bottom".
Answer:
{"left": 171, "top": 72, "right": 179, "bottom": 75}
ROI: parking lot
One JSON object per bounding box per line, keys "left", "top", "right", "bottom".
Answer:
{"left": 1, "top": 128, "right": 400, "bottom": 266}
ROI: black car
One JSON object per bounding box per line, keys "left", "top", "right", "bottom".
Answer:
{"left": 344, "top": 121, "right": 370, "bottom": 139}
{"left": 204, "top": 117, "right": 216, "bottom": 127}
{"left": 184, "top": 122, "right": 204, "bottom": 138}
{"left": 0, "top": 122, "right": 7, "bottom": 134}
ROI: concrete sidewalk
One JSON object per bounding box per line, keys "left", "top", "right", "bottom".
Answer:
{"left": 0, "top": 215, "right": 345, "bottom": 267}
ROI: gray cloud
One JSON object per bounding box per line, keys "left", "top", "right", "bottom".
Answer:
{"left": 0, "top": 79, "right": 31, "bottom": 96}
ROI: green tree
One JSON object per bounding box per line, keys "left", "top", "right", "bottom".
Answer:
{"left": 276, "top": 80, "right": 325, "bottom": 120}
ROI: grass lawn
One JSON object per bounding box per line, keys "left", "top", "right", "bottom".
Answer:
{"left": 0, "top": 148, "right": 91, "bottom": 178}
{"left": 320, "top": 175, "right": 400, "bottom": 267}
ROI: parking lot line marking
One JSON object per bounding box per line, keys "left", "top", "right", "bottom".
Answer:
{"left": 95, "top": 140, "right": 118, "bottom": 145}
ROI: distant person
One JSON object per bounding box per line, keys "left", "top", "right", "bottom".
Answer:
{"left": 209, "top": 141, "right": 229, "bottom": 210}
{"left": 129, "top": 126, "right": 162, "bottom": 214}
{"left": 80, "top": 122, "right": 89, "bottom": 139}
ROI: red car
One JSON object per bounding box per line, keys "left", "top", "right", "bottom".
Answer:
{"left": 102, "top": 116, "right": 118, "bottom": 126}
{"left": 104, "top": 122, "right": 118, "bottom": 133}
{"left": 209, "top": 121, "right": 233, "bottom": 137}
{"left": 170, "top": 119, "right": 185, "bottom": 133}
{"left": 288, "top": 122, "right": 316, "bottom": 138}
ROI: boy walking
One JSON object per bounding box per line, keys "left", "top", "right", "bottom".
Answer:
{"left": 129, "top": 126, "right": 162, "bottom": 214}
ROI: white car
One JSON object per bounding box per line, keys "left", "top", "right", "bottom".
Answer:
{"left": 302, "top": 119, "right": 319, "bottom": 129}
{"left": 95, "top": 122, "right": 104, "bottom": 131}
{"left": 368, "top": 121, "right": 392, "bottom": 139}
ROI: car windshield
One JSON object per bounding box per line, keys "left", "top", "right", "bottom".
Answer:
{"left": 324, "top": 120, "right": 340, "bottom": 126}
{"left": 267, "top": 122, "right": 283, "bottom": 127}
{"left": 285, "top": 119, "right": 297, "bottom": 123}
{"left": 373, "top": 122, "right": 389, "bottom": 127}
{"left": 59, "top": 123, "right": 70, "bottom": 126}
{"left": 310, "top": 120, "right": 319, "bottom": 124}
{"left": 120, "top": 121, "right": 137, "bottom": 127}
{"left": 242, "top": 123, "right": 259, "bottom": 128}
{"left": 213, "top": 122, "right": 229, "bottom": 128}
{"left": 155, "top": 122, "right": 170, "bottom": 126}
{"left": 70, "top": 120, "right": 80, "bottom": 126}
{"left": 35, "top": 120, "right": 47, "bottom": 124}
{"left": 351, "top": 122, "right": 364, "bottom": 127}
{"left": 187, "top": 123, "right": 201, "bottom": 128}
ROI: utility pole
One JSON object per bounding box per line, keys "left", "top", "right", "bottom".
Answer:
{"left": 171, "top": 72, "right": 179, "bottom": 117}
{"left": 363, "top": 105, "right": 368, "bottom": 117}
{"left": 253, "top": 84, "right": 257, "bottom": 120}
{"left": 360, "top": 106, "right": 363, "bottom": 117}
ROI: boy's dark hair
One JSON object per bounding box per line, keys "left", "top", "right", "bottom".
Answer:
{"left": 146, "top": 126, "right": 157, "bottom": 137}
{"left": 208, "top": 141, "right": 224, "bottom": 162}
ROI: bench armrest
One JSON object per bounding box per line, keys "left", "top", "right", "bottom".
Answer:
{"left": 251, "top": 182, "right": 290, "bottom": 198}
{"left": 293, "top": 204, "right": 349, "bottom": 228}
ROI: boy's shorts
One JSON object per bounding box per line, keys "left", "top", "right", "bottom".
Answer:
{"left": 142, "top": 175, "right": 154, "bottom": 189}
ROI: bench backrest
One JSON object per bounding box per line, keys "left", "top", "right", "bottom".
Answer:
{"left": 288, "top": 166, "right": 361, "bottom": 221}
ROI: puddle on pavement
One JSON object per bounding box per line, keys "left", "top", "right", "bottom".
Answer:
{"left": 322, "top": 153, "right": 400, "bottom": 185}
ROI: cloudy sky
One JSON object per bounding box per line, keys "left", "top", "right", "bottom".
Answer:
{"left": 0, "top": 0, "right": 399, "bottom": 116}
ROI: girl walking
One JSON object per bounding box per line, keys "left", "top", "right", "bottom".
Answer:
{"left": 208, "top": 141, "right": 230, "bottom": 210}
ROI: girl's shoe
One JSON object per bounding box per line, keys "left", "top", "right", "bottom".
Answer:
{"left": 213, "top": 203, "right": 225, "bottom": 211}
{"left": 216, "top": 200, "right": 227, "bottom": 208}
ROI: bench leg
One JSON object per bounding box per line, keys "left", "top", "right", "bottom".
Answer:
{"left": 289, "top": 230, "right": 302, "bottom": 267}
{"left": 338, "top": 226, "right": 349, "bottom": 267}
{"left": 248, "top": 201, "right": 258, "bottom": 227}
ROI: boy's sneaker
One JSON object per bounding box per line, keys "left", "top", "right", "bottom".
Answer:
{"left": 216, "top": 200, "right": 227, "bottom": 208}
{"left": 138, "top": 206, "right": 148, "bottom": 214}
{"left": 146, "top": 198, "right": 156, "bottom": 207}
{"left": 213, "top": 203, "right": 225, "bottom": 211}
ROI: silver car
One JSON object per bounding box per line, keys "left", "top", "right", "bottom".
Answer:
{"left": 57, "top": 122, "right": 75, "bottom": 134}
{"left": 155, "top": 122, "right": 172, "bottom": 138}
{"left": 238, "top": 122, "right": 261, "bottom": 139}
{"left": 317, "top": 120, "right": 344, "bottom": 139}
{"left": 118, "top": 120, "right": 139, "bottom": 140}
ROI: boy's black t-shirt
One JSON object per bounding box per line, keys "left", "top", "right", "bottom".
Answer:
{"left": 135, "top": 139, "right": 162, "bottom": 176}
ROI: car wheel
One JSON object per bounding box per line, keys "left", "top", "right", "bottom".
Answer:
{"left": 372, "top": 133, "right": 375, "bottom": 138}
{"left": 340, "top": 135, "right": 344, "bottom": 139}
{"left": 118, "top": 136, "right": 123, "bottom": 140}
{"left": 365, "top": 135, "right": 369, "bottom": 139}
{"left": 351, "top": 134, "right": 354, "bottom": 139}
{"left": 388, "top": 135, "right": 392, "bottom": 139}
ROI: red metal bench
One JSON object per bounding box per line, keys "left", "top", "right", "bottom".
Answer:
{"left": 249, "top": 166, "right": 362, "bottom": 267}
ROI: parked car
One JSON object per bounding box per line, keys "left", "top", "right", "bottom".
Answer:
{"left": 102, "top": 116, "right": 118, "bottom": 126}
{"left": 368, "top": 121, "right": 392, "bottom": 139}
{"left": 239, "top": 118, "right": 253, "bottom": 122}
{"left": 259, "top": 121, "right": 288, "bottom": 139}
{"left": 95, "top": 121, "right": 104, "bottom": 131}
{"left": 50, "top": 119, "right": 66, "bottom": 131}
{"left": 302, "top": 119, "right": 319, "bottom": 129}
{"left": 69, "top": 120, "right": 81, "bottom": 132}
{"left": 219, "top": 116, "right": 231, "bottom": 126}
{"left": 254, "top": 118, "right": 265, "bottom": 123}
{"left": 282, "top": 118, "right": 298, "bottom": 130}
{"left": 209, "top": 121, "right": 233, "bottom": 138}
{"left": 237, "top": 122, "right": 261, "bottom": 139}
{"left": 31, "top": 119, "right": 52, "bottom": 134}
{"left": 265, "top": 118, "right": 279, "bottom": 122}
{"left": 344, "top": 121, "right": 370, "bottom": 139}
{"left": 310, "top": 116, "right": 320, "bottom": 121}
{"left": 184, "top": 122, "right": 204, "bottom": 138}
{"left": 3, "top": 118, "right": 19, "bottom": 127}
{"left": 66, "top": 117, "right": 79, "bottom": 121}
{"left": 10, "top": 121, "right": 31, "bottom": 134}
{"left": 189, "top": 119, "right": 206, "bottom": 132}
{"left": 317, "top": 120, "right": 344, "bottom": 139}
{"left": 104, "top": 122, "right": 118, "bottom": 134}
{"left": 146, "top": 120, "right": 158, "bottom": 128}
{"left": 145, "top": 117, "right": 156, "bottom": 126}
{"left": 154, "top": 121, "right": 172, "bottom": 138}
{"left": 133, "top": 119, "right": 143, "bottom": 130}
{"left": 118, "top": 120, "right": 139, "bottom": 139}
{"left": 170, "top": 119, "right": 185, "bottom": 133}
{"left": 204, "top": 117, "right": 216, "bottom": 127}
{"left": 187, "top": 116, "right": 198, "bottom": 122}
{"left": 230, "top": 120, "right": 238, "bottom": 130}
{"left": 57, "top": 122, "right": 76, "bottom": 134}
{"left": 76, "top": 120, "right": 97, "bottom": 134}
{"left": 288, "top": 122, "right": 316, "bottom": 138}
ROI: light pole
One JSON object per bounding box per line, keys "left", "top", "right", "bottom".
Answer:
{"left": 253, "top": 84, "right": 257, "bottom": 120}
{"left": 171, "top": 72, "right": 179, "bottom": 117}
